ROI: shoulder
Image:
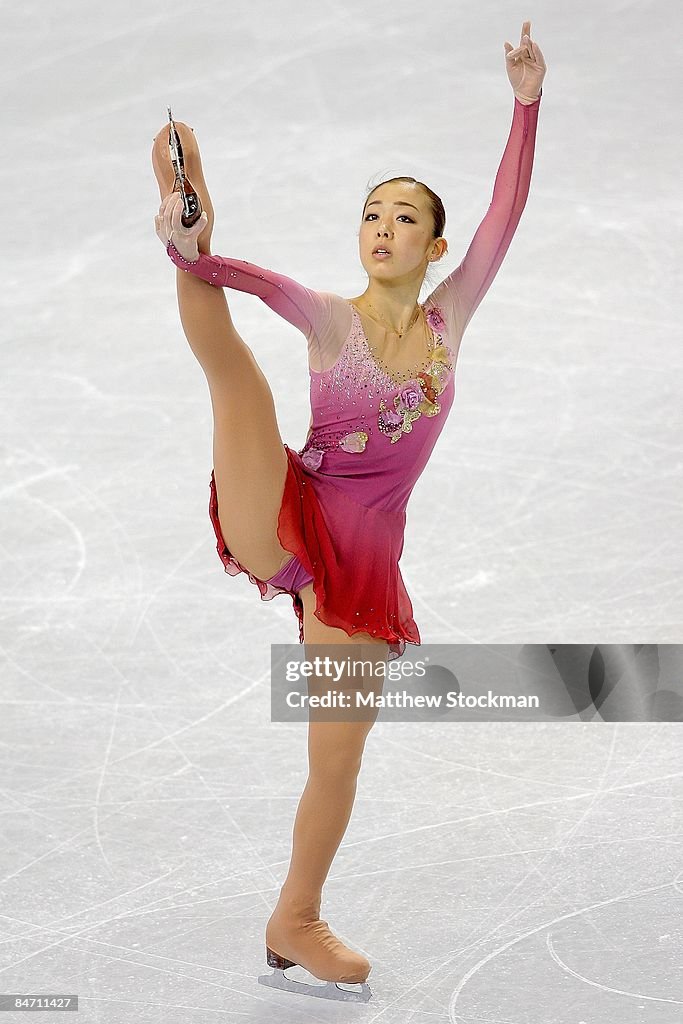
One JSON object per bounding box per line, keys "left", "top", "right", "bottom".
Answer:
{"left": 314, "top": 290, "right": 355, "bottom": 319}
{"left": 318, "top": 290, "right": 351, "bottom": 306}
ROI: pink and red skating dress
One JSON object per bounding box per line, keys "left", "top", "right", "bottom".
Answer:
{"left": 166, "top": 95, "right": 541, "bottom": 659}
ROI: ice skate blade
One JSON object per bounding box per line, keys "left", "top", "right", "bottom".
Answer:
{"left": 258, "top": 968, "right": 372, "bottom": 1003}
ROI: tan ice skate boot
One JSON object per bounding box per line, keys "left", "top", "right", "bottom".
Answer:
{"left": 259, "top": 894, "right": 372, "bottom": 1002}
{"left": 151, "top": 115, "right": 214, "bottom": 254}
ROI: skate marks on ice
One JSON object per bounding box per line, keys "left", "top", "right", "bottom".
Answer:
{"left": 448, "top": 880, "right": 680, "bottom": 1022}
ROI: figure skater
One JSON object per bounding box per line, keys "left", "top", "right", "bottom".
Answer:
{"left": 151, "top": 20, "right": 546, "bottom": 1002}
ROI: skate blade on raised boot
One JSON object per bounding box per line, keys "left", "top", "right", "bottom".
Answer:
{"left": 151, "top": 110, "right": 214, "bottom": 252}
{"left": 257, "top": 946, "right": 372, "bottom": 1003}
{"left": 166, "top": 106, "right": 202, "bottom": 228}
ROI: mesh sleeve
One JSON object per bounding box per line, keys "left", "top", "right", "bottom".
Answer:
{"left": 166, "top": 242, "right": 341, "bottom": 372}
{"left": 427, "top": 92, "right": 542, "bottom": 340}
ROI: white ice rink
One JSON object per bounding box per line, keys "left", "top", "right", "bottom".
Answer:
{"left": 2, "top": 0, "right": 682, "bottom": 1019}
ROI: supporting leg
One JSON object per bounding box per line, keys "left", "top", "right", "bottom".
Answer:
{"left": 260, "top": 609, "right": 388, "bottom": 1000}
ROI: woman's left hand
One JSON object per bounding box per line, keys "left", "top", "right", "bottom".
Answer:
{"left": 504, "top": 21, "right": 547, "bottom": 103}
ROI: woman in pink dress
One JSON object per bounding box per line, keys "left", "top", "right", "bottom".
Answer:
{"left": 152, "top": 21, "right": 546, "bottom": 1002}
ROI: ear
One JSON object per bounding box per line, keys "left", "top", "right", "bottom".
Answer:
{"left": 430, "top": 237, "right": 448, "bottom": 260}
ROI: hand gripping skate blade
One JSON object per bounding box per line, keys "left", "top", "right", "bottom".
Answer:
{"left": 258, "top": 969, "right": 372, "bottom": 1003}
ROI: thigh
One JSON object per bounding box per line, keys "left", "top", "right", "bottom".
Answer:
{"left": 208, "top": 347, "right": 296, "bottom": 582}
{"left": 298, "top": 582, "right": 389, "bottom": 652}
{"left": 299, "top": 582, "right": 388, "bottom": 751}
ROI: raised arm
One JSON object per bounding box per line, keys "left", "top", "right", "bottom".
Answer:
{"left": 165, "top": 240, "right": 343, "bottom": 374}
{"left": 433, "top": 92, "right": 542, "bottom": 336}
{"left": 166, "top": 242, "right": 328, "bottom": 340}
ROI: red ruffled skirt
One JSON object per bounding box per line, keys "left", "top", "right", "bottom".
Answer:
{"left": 207, "top": 444, "right": 420, "bottom": 660}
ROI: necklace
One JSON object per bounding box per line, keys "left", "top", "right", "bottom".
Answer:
{"left": 353, "top": 302, "right": 436, "bottom": 384}
{"left": 365, "top": 301, "right": 421, "bottom": 338}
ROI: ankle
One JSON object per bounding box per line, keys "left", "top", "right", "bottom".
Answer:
{"left": 275, "top": 887, "right": 322, "bottom": 917}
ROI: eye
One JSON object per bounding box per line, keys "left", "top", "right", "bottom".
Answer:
{"left": 364, "top": 213, "right": 415, "bottom": 223}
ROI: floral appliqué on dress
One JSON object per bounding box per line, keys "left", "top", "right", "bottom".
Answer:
{"left": 300, "top": 306, "right": 452, "bottom": 468}
{"left": 377, "top": 306, "right": 453, "bottom": 444}
{"left": 301, "top": 429, "right": 368, "bottom": 470}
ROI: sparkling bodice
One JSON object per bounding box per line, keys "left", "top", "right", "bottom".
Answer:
{"left": 299, "top": 305, "right": 456, "bottom": 513}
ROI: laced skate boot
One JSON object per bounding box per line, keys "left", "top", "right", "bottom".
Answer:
{"left": 151, "top": 117, "right": 214, "bottom": 254}
{"left": 259, "top": 893, "right": 372, "bottom": 1002}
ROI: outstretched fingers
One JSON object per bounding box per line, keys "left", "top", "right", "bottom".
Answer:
{"left": 507, "top": 20, "right": 533, "bottom": 60}
{"left": 506, "top": 21, "right": 545, "bottom": 69}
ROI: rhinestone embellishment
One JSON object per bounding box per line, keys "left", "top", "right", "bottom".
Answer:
{"left": 300, "top": 428, "right": 369, "bottom": 469}
{"left": 377, "top": 332, "right": 453, "bottom": 443}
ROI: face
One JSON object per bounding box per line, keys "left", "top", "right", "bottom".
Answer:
{"left": 358, "top": 181, "right": 447, "bottom": 285}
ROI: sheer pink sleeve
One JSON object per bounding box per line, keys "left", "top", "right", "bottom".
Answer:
{"left": 166, "top": 242, "right": 340, "bottom": 371}
{"left": 427, "top": 92, "right": 542, "bottom": 339}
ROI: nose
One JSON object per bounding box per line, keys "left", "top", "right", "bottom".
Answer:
{"left": 376, "top": 223, "right": 392, "bottom": 237}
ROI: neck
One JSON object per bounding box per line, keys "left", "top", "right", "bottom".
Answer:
{"left": 356, "top": 280, "right": 423, "bottom": 332}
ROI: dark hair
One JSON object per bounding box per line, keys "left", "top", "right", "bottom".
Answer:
{"left": 363, "top": 176, "right": 446, "bottom": 239}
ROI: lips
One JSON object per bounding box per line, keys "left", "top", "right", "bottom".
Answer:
{"left": 373, "top": 247, "right": 392, "bottom": 255}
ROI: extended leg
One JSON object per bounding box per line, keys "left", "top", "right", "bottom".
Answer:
{"left": 152, "top": 122, "right": 295, "bottom": 581}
